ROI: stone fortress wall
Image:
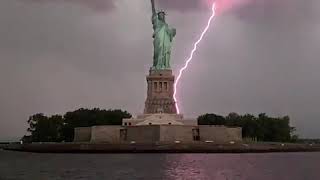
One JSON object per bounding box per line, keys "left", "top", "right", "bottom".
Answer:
{"left": 199, "top": 126, "right": 242, "bottom": 142}
{"left": 74, "top": 125, "right": 242, "bottom": 144}
{"left": 73, "top": 127, "right": 91, "bottom": 142}
{"left": 91, "top": 126, "right": 123, "bottom": 143}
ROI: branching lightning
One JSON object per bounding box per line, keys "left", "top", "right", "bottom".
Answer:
{"left": 173, "top": 3, "right": 216, "bottom": 114}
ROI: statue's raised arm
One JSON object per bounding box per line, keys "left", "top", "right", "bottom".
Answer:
{"left": 151, "top": 0, "right": 156, "bottom": 15}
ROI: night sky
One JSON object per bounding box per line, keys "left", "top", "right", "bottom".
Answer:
{"left": 1, "top": 0, "right": 320, "bottom": 140}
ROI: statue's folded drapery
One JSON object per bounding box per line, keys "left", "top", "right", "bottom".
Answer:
{"left": 152, "top": 13, "right": 176, "bottom": 70}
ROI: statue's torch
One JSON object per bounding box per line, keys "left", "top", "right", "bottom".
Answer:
{"left": 151, "top": 0, "right": 156, "bottom": 14}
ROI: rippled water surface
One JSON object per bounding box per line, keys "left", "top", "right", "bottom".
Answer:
{"left": 0, "top": 150, "right": 319, "bottom": 180}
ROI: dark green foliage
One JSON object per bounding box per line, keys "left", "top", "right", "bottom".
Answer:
{"left": 198, "top": 114, "right": 226, "bottom": 125}
{"left": 24, "top": 109, "right": 132, "bottom": 142}
{"left": 198, "top": 112, "right": 295, "bottom": 142}
{"left": 27, "top": 114, "right": 64, "bottom": 142}
{"left": 62, "top": 108, "right": 131, "bottom": 142}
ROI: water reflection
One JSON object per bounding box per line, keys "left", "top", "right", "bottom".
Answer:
{"left": 164, "top": 154, "right": 211, "bottom": 180}
{"left": 0, "top": 151, "right": 319, "bottom": 180}
{"left": 162, "top": 153, "right": 320, "bottom": 180}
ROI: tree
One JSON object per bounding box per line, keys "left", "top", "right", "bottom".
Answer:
{"left": 61, "top": 108, "right": 132, "bottom": 142}
{"left": 24, "top": 108, "right": 132, "bottom": 142}
{"left": 26, "top": 114, "right": 63, "bottom": 142}
{"left": 225, "top": 112, "right": 241, "bottom": 126}
{"left": 240, "top": 114, "right": 258, "bottom": 139}
{"left": 198, "top": 112, "right": 296, "bottom": 142}
{"left": 198, "top": 113, "right": 226, "bottom": 125}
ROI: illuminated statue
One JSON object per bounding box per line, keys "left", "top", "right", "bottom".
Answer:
{"left": 150, "top": 0, "right": 176, "bottom": 70}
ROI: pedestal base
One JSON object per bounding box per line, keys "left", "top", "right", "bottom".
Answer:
{"left": 144, "top": 69, "right": 177, "bottom": 114}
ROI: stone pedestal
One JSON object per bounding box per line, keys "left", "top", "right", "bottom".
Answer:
{"left": 144, "top": 69, "right": 177, "bottom": 114}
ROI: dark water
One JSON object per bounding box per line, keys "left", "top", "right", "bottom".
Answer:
{"left": 0, "top": 150, "right": 319, "bottom": 180}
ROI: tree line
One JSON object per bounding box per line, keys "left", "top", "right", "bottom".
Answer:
{"left": 198, "top": 113, "right": 297, "bottom": 142}
{"left": 22, "top": 109, "right": 297, "bottom": 143}
{"left": 22, "top": 108, "right": 131, "bottom": 143}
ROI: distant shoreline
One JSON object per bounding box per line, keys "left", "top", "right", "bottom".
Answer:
{"left": 3, "top": 142, "right": 320, "bottom": 154}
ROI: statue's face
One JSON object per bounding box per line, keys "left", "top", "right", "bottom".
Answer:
{"left": 158, "top": 13, "right": 165, "bottom": 21}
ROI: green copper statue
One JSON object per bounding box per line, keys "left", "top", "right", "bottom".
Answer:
{"left": 151, "top": 0, "right": 176, "bottom": 70}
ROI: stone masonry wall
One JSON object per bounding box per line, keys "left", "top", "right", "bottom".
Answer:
{"left": 199, "top": 126, "right": 242, "bottom": 143}
{"left": 74, "top": 125, "right": 242, "bottom": 143}
{"left": 74, "top": 127, "right": 92, "bottom": 142}
{"left": 91, "top": 126, "right": 123, "bottom": 143}
{"left": 144, "top": 69, "right": 177, "bottom": 114}
{"left": 126, "top": 126, "right": 160, "bottom": 143}
{"left": 160, "top": 125, "right": 195, "bottom": 142}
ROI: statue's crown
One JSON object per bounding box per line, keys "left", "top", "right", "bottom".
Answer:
{"left": 158, "top": 11, "right": 166, "bottom": 15}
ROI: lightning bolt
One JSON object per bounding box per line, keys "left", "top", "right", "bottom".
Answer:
{"left": 173, "top": 3, "right": 216, "bottom": 114}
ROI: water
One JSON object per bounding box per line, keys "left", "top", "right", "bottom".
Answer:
{"left": 0, "top": 150, "right": 319, "bottom": 180}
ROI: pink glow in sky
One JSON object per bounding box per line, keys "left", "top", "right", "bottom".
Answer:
{"left": 205, "top": 0, "right": 253, "bottom": 14}
{"left": 173, "top": 3, "right": 217, "bottom": 114}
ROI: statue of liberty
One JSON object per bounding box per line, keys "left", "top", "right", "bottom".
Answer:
{"left": 151, "top": 0, "right": 176, "bottom": 70}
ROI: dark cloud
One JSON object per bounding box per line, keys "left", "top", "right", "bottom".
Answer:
{"left": 156, "top": 0, "right": 207, "bottom": 11}
{"left": 233, "top": 0, "right": 319, "bottom": 25}
{"left": 26, "top": 0, "right": 115, "bottom": 11}
{"left": 156, "top": 0, "right": 252, "bottom": 12}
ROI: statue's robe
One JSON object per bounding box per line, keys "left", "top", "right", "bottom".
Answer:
{"left": 152, "top": 13, "right": 176, "bottom": 70}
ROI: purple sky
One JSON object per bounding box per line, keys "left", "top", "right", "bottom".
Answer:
{"left": 0, "top": 0, "right": 320, "bottom": 140}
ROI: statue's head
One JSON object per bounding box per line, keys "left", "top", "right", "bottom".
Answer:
{"left": 158, "top": 11, "right": 166, "bottom": 21}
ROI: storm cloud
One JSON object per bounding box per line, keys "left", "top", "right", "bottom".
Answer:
{"left": 156, "top": 0, "right": 252, "bottom": 12}
{"left": 26, "top": 0, "right": 116, "bottom": 11}
{"left": 157, "top": 0, "right": 206, "bottom": 11}
{"left": 0, "top": 0, "right": 320, "bottom": 140}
